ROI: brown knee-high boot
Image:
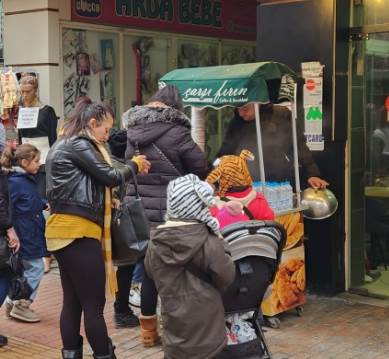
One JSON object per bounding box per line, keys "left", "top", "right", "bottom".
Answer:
{"left": 139, "top": 315, "right": 161, "bottom": 347}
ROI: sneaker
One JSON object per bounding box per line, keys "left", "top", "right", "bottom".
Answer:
{"left": 4, "top": 298, "right": 13, "bottom": 318}
{"left": 10, "top": 299, "right": 40, "bottom": 323}
{"left": 0, "top": 334, "right": 8, "bottom": 347}
{"left": 129, "top": 286, "right": 141, "bottom": 308}
{"left": 114, "top": 309, "right": 140, "bottom": 328}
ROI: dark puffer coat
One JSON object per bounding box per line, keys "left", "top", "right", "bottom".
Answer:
{"left": 124, "top": 106, "right": 208, "bottom": 225}
{"left": 8, "top": 169, "right": 49, "bottom": 259}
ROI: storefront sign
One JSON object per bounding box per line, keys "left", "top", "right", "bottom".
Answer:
{"left": 71, "top": 0, "right": 256, "bottom": 41}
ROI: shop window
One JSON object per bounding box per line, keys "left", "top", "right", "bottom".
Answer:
{"left": 177, "top": 40, "right": 218, "bottom": 68}
{"left": 352, "top": 0, "right": 389, "bottom": 27}
{"left": 221, "top": 44, "right": 255, "bottom": 65}
{"left": 62, "top": 28, "right": 119, "bottom": 123}
{"left": 122, "top": 35, "right": 170, "bottom": 112}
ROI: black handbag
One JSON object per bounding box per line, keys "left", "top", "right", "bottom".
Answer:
{"left": 0, "top": 234, "right": 11, "bottom": 270}
{"left": 111, "top": 168, "right": 150, "bottom": 264}
{"left": 7, "top": 252, "right": 33, "bottom": 300}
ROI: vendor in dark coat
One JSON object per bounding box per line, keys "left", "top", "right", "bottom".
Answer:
{"left": 217, "top": 103, "right": 328, "bottom": 189}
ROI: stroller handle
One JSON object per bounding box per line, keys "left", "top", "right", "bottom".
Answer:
{"left": 221, "top": 220, "right": 286, "bottom": 239}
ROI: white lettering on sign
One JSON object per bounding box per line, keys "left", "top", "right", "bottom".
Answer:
{"left": 182, "top": 80, "right": 248, "bottom": 104}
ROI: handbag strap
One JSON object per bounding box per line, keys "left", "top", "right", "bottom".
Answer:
{"left": 220, "top": 197, "right": 255, "bottom": 220}
{"left": 117, "top": 165, "right": 140, "bottom": 201}
{"left": 152, "top": 143, "right": 182, "bottom": 176}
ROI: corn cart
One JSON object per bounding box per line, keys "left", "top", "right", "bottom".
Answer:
{"left": 159, "top": 62, "right": 307, "bottom": 328}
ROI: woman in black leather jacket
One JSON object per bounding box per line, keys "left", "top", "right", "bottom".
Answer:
{"left": 0, "top": 166, "right": 20, "bottom": 347}
{"left": 45, "top": 97, "right": 149, "bottom": 359}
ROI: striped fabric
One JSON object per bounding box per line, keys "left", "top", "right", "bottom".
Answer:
{"left": 166, "top": 174, "right": 221, "bottom": 237}
{"left": 94, "top": 140, "right": 118, "bottom": 297}
{"left": 206, "top": 149, "right": 254, "bottom": 197}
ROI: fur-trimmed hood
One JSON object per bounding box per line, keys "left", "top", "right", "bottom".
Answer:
{"left": 126, "top": 106, "right": 191, "bottom": 146}
{"left": 126, "top": 106, "right": 191, "bottom": 128}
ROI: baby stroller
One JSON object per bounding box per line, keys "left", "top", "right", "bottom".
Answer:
{"left": 219, "top": 220, "right": 287, "bottom": 359}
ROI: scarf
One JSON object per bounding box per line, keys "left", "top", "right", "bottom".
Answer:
{"left": 91, "top": 138, "right": 118, "bottom": 296}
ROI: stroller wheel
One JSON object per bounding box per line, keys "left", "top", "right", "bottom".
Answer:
{"left": 296, "top": 306, "right": 304, "bottom": 317}
{"left": 264, "top": 316, "right": 281, "bottom": 329}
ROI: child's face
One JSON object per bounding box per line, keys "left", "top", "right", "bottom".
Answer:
{"left": 21, "top": 154, "right": 40, "bottom": 175}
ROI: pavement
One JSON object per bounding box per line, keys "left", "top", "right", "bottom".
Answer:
{"left": 1, "top": 264, "right": 389, "bottom": 359}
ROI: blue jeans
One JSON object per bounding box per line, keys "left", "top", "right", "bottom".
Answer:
{"left": 133, "top": 262, "right": 144, "bottom": 284}
{"left": 22, "top": 258, "right": 44, "bottom": 301}
{"left": 0, "top": 270, "right": 11, "bottom": 306}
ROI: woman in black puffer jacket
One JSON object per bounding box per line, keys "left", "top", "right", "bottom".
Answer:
{"left": 123, "top": 86, "right": 208, "bottom": 346}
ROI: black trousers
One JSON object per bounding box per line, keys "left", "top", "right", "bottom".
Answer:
{"left": 141, "top": 269, "right": 158, "bottom": 316}
{"left": 115, "top": 264, "right": 135, "bottom": 312}
{"left": 54, "top": 238, "right": 109, "bottom": 356}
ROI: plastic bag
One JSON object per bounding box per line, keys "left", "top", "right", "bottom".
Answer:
{"left": 225, "top": 313, "right": 257, "bottom": 344}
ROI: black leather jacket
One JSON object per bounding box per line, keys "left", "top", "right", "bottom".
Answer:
{"left": 46, "top": 135, "right": 134, "bottom": 227}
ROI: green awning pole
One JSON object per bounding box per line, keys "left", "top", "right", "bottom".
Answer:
{"left": 254, "top": 103, "right": 266, "bottom": 192}
{"left": 291, "top": 83, "right": 301, "bottom": 207}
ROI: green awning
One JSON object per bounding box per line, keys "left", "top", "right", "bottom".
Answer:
{"left": 158, "top": 61, "right": 296, "bottom": 109}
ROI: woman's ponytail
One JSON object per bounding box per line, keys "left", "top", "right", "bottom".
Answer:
{"left": 62, "top": 96, "right": 113, "bottom": 138}
{"left": 0, "top": 146, "right": 15, "bottom": 168}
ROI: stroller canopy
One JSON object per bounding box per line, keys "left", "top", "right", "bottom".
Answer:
{"left": 158, "top": 61, "right": 296, "bottom": 109}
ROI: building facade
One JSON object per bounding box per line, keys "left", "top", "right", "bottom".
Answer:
{"left": 3, "top": 0, "right": 256, "bottom": 158}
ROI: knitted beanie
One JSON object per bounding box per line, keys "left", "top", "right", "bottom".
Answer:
{"left": 206, "top": 149, "right": 254, "bottom": 197}
{"left": 166, "top": 173, "right": 220, "bottom": 236}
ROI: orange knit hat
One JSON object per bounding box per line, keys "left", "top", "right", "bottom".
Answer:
{"left": 206, "top": 149, "right": 254, "bottom": 197}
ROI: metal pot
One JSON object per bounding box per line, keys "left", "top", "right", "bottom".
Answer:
{"left": 301, "top": 188, "right": 338, "bottom": 220}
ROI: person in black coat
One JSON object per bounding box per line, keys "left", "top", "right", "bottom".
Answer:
{"left": 217, "top": 103, "right": 328, "bottom": 189}
{"left": 0, "top": 166, "right": 20, "bottom": 347}
{"left": 121, "top": 86, "right": 209, "bottom": 346}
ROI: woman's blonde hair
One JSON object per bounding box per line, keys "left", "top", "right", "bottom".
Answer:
{"left": 19, "top": 75, "right": 38, "bottom": 90}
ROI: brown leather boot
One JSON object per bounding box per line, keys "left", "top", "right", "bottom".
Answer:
{"left": 139, "top": 315, "right": 161, "bottom": 347}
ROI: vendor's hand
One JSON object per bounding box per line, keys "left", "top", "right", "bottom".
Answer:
{"left": 112, "top": 198, "right": 121, "bottom": 209}
{"left": 6, "top": 227, "right": 20, "bottom": 252}
{"left": 132, "top": 155, "right": 151, "bottom": 174}
{"left": 308, "top": 176, "right": 329, "bottom": 189}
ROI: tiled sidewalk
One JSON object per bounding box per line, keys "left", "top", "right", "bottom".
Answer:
{"left": 1, "top": 268, "right": 389, "bottom": 358}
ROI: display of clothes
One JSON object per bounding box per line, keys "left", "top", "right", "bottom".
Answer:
{"left": 0, "top": 68, "right": 20, "bottom": 149}
{"left": 0, "top": 69, "right": 19, "bottom": 114}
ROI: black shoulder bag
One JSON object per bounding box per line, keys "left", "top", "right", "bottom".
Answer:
{"left": 111, "top": 167, "right": 150, "bottom": 264}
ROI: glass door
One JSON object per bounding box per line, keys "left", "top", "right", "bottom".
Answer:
{"left": 350, "top": 31, "right": 389, "bottom": 297}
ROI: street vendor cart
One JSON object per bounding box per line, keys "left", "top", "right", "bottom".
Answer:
{"left": 159, "top": 61, "right": 307, "bottom": 328}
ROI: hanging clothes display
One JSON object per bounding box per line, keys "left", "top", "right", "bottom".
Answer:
{"left": 0, "top": 68, "right": 20, "bottom": 150}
